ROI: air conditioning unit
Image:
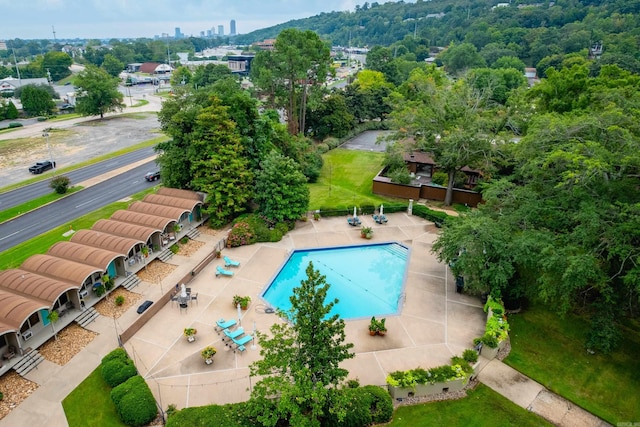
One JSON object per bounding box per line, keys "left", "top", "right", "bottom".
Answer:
{"left": 79, "top": 289, "right": 88, "bottom": 299}
{"left": 23, "top": 330, "right": 33, "bottom": 341}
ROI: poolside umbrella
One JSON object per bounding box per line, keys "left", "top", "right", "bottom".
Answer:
{"left": 180, "top": 283, "right": 187, "bottom": 298}
{"left": 353, "top": 206, "right": 357, "bottom": 218}
{"left": 237, "top": 303, "right": 242, "bottom": 325}
{"left": 380, "top": 204, "right": 384, "bottom": 216}
{"left": 252, "top": 320, "right": 257, "bottom": 349}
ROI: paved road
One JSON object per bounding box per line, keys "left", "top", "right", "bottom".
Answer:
{"left": 0, "top": 161, "right": 159, "bottom": 252}
{"left": 0, "top": 147, "right": 157, "bottom": 211}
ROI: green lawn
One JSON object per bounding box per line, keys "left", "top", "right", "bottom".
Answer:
{"left": 504, "top": 305, "right": 640, "bottom": 424}
{"left": 309, "top": 148, "right": 396, "bottom": 210}
{"left": 62, "top": 367, "right": 126, "bottom": 427}
{"left": 389, "top": 384, "right": 552, "bottom": 426}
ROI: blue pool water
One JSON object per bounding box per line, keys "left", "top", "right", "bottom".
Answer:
{"left": 262, "top": 242, "right": 409, "bottom": 319}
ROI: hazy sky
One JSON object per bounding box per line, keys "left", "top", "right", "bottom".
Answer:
{"left": 0, "top": 0, "right": 372, "bottom": 40}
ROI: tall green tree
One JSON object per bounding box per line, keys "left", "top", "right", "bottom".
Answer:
{"left": 42, "top": 51, "right": 72, "bottom": 81}
{"left": 252, "top": 29, "right": 331, "bottom": 135}
{"left": 249, "top": 262, "right": 355, "bottom": 427}
{"left": 190, "top": 99, "right": 253, "bottom": 227}
{"left": 20, "top": 84, "right": 55, "bottom": 116}
{"left": 438, "top": 43, "right": 486, "bottom": 75}
{"left": 254, "top": 150, "right": 309, "bottom": 222}
{"left": 74, "top": 65, "right": 124, "bottom": 119}
{"left": 101, "top": 54, "right": 124, "bottom": 77}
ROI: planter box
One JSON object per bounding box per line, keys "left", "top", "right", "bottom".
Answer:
{"left": 388, "top": 377, "right": 469, "bottom": 400}
{"left": 480, "top": 339, "right": 506, "bottom": 360}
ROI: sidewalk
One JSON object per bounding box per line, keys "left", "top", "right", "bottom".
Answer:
{"left": 478, "top": 358, "right": 611, "bottom": 427}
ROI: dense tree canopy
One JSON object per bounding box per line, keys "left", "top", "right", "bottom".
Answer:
{"left": 249, "top": 262, "right": 355, "bottom": 426}
{"left": 433, "top": 65, "right": 640, "bottom": 353}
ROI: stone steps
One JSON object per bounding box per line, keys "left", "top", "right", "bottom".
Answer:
{"left": 157, "top": 248, "right": 174, "bottom": 262}
{"left": 13, "top": 348, "right": 44, "bottom": 376}
{"left": 121, "top": 274, "right": 141, "bottom": 291}
{"left": 74, "top": 307, "right": 100, "bottom": 328}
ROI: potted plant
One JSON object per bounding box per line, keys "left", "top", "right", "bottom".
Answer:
{"left": 360, "top": 226, "right": 373, "bottom": 239}
{"left": 314, "top": 212, "right": 321, "bottom": 221}
{"left": 368, "top": 316, "right": 379, "bottom": 336}
{"left": 184, "top": 327, "right": 197, "bottom": 342}
{"left": 201, "top": 346, "right": 216, "bottom": 364}
{"left": 233, "top": 295, "right": 251, "bottom": 310}
{"left": 377, "top": 318, "right": 387, "bottom": 336}
{"left": 215, "top": 250, "right": 222, "bottom": 259}
{"left": 141, "top": 246, "right": 149, "bottom": 257}
{"left": 103, "top": 274, "right": 114, "bottom": 291}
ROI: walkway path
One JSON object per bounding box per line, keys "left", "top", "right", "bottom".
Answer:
{"left": 478, "top": 359, "right": 611, "bottom": 426}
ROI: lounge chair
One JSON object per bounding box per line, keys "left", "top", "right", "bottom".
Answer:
{"left": 231, "top": 334, "right": 254, "bottom": 353}
{"left": 347, "top": 216, "right": 361, "bottom": 226}
{"left": 373, "top": 214, "right": 388, "bottom": 224}
{"left": 215, "top": 318, "right": 237, "bottom": 333}
{"left": 224, "top": 256, "right": 240, "bottom": 268}
{"left": 216, "top": 266, "right": 234, "bottom": 277}
{"left": 222, "top": 327, "right": 245, "bottom": 344}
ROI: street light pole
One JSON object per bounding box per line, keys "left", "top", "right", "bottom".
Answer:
{"left": 42, "top": 128, "right": 55, "bottom": 170}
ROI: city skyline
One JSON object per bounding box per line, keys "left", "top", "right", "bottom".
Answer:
{"left": 0, "top": 0, "right": 372, "bottom": 40}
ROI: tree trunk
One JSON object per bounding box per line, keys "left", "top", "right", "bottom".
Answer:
{"left": 445, "top": 170, "right": 456, "bottom": 206}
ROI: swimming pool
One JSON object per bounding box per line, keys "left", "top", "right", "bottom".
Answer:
{"left": 261, "top": 242, "right": 409, "bottom": 319}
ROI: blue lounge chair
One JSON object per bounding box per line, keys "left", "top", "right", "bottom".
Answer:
{"left": 231, "top": 334, "right": 254, "bottom": 353}
{"left": 224, "top": 256, "right": 240, "bottom": 268}
{"left": 222, "top": 326, "right": 245, "bottom": 344}
{"left": 347, "top": 216, "right": 361, "bottom": 226}
{"left": 216, "top": 265, "right": 234, "bottom": 277}
{"left": 215, "top": 318, "right": 237, "bottom": 333}
{"left": 373, "top": 214, "right": 388, "bottom": 224}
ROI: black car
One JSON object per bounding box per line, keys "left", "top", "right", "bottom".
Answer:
{"left": 145, "top": 171, "right": 160, "bottom": 182}
{"left": 137, "top": 300, "right": 153, "bottom": 314}
{"left": 29, "top": 160, "right": 56, "bottom": 174}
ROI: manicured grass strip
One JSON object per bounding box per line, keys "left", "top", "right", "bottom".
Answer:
{"left": 0, "top": 135, "right": 167, "bottom": 194}
{"left": 131, "top": 99, "right": 149, "bottom": 107}
{"left": 0, "top": 186, "right": 83, "bottom": 223}
{"left": 504, "top": 306, "right": 640, "bottom": 424}
{"left": 0, "top": 186, "right": 159, "bottom": 270}
{"left": 309, "top": 148, "right": 396, "bottom": 210}
{"left": 389, "top": 384, "right": 553, "bottom": 427}
{"left": 47, "top": 113, "right": 83, "bottom": 122}
{"left": 62, "top": 367, "right": 126, "bottom": 427}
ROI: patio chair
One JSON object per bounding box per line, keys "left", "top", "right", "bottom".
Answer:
{"left": 347, "top": 216, "right": 361, "bottom": 226}
{"left": 215, "top": 318, "right": 237, "bottom": 333}
{"left": 216, "top": 266, "right": 234, "bottom": 277}
{"left": 222, "top": 327, "right": 245, "bottom": 344}
{"left": 224, "top": 256, "right": 240, "bottom": 268}
{"left": 231, "top": 334, "right": 254, "bottom": 353}
{"left": 191, "top": 292, "right": 198, "bottom": 304}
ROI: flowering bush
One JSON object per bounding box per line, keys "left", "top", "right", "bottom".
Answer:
{"left": 227, "top": 221, "right": 254, "bottom": 247}
{"left": 386, "top": 357, "right": 471, "bottom": 387}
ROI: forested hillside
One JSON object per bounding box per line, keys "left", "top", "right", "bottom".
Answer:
{"left": 236, "top": 0, "right": 640, "bottom": 71}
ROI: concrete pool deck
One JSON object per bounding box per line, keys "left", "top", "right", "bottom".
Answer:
{"left": 1, "top": 211, "right": 609, "bottom": 426}
{"left": 121, "top": 212, "right": 486, "bottom": 409}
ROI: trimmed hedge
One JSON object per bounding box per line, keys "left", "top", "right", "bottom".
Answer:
{"left": 166, "top": 403, "right": 247, "bottom": 427}
{"left": 101, "top": 358, "right": 137, "bottom": 388}
{"left": 111, "top": 375, "right": 157, "bottom": 427}
{"left": 101, "top": 348, "right": 129, "bottom": 365}
{"left": 412, "top": 204, "right": 452, "bottom": 226}
{"left": 317, "top": 202, "right": 408, "bottom": 218}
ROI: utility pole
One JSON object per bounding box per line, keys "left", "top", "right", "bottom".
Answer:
{"left": 52, "top": 25, "right": 57, "bottom": 44}
{"left": 12, "top": 46, "right": 21, "bottom": 83}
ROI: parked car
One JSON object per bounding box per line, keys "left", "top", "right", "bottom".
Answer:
{"left": 28, "top": 160, "right": 56, "bottom": 174}
{"left": 137, "top": 300, "right": 153, "bottom": 314}
{"left": 145, "top": 171, "right": 160, "bottom": 182}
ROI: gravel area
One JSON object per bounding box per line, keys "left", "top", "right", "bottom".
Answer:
{"left": 38, "top": 324, "right": 98, "bottom": 365}
{"left": 176, "top": 239, "right": 205, "bottom": 256}
{"left": 136, "top": 260, "right": 177, "bottom": 283}
{"left": 0, "top": 372, "right": 38, "bottom": 420}
{"left": 94, "top": 288, "right": 142, "bottom": 319}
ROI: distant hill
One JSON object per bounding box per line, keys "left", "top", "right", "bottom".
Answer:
{"left": 235, "top": 0, "right": 640, "bottom": 71}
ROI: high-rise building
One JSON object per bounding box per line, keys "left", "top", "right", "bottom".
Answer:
{"left": 206, "top": 29, "right": 213, "bottom": 37}
{"left": 218, "top": 25, "right": 224, "bottom": 36}
{"left": 174, "top": 27, "right": 182, "bottom": 39}
{"left": 230, "top": 20, "right": 236, "bottom": 36}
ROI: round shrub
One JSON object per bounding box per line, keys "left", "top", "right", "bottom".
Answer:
{"left": 101, "top": 348, "right": 129, "bottom": 365}
{"left": 8, "top": 122, "right": 23, "bottom": 128}
{"left": 361, "top": 385, "right": 393, "bottom": 424}
{"left": 102, "top": 358, "right": 137, "bottom": 388}
{"left": 431, "top": 171, "right": 448, "bottom": 186}
{"left": 0, "top": 391, "right": 3, "bottom": 401}
{"left": 111, "top": 375, "right": 157, "bottom": 426}
{"left": 169, "top": 244, "right": 179, "bottom": 254}
{"left": 115, "top": 295, "right": 125, "bottom": 306}
{"left": 463, "top": 348, "right": 479, "bottom": 363}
